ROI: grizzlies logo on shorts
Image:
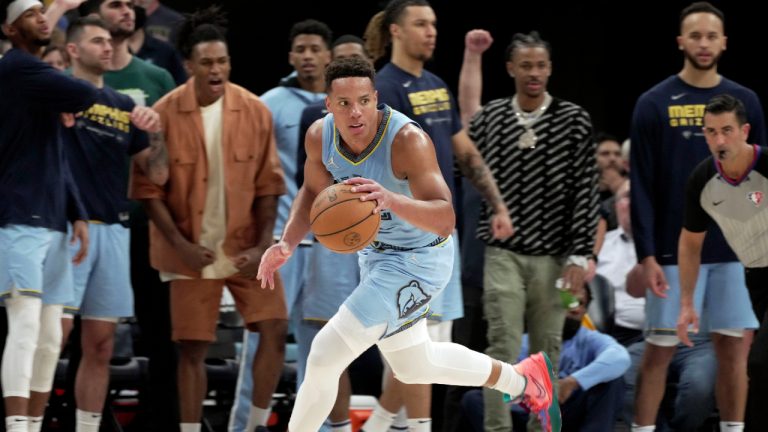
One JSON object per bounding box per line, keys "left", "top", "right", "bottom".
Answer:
{"left": 343, "top": 237, "right": 454, "bottom": 338}
{"left": 397, "top": 281, "right": 431, "bottom": 318}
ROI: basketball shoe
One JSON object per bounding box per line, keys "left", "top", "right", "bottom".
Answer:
{"left": 508, "top": 352, "right": 561, "bottom": 432}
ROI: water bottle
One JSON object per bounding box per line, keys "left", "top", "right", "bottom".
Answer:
{"left": 556, "top": 278, "right": 579, "bottom": 310}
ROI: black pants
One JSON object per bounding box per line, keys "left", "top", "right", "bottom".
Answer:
{"left": 130, "top": 223, "right": 180, "bottom": 432}
{"left": 745, "top": 266, "right": 768, "bottom": 432}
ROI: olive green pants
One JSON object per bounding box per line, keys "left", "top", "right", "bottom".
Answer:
{"left": 482, "top": 246, "right": 565, "bottom": 431}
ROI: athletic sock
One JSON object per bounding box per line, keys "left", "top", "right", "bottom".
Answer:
{"left": 180, "top": 423, "right": 201, "bottom": 432}
{"left": 245, "top": 405, "right": 271, "bottom": 431}
{"left": 720, "top": 421, "right": 744, "bottom": 432}
{"left": 28, "top": 416, "right": 44, "bottom": 432}
{"left": 5, "top": 416, "right": 27, "bottom": 432}
{"left": 490, "top": 362, "right": 526, "bottom": 400}
{"left": 407, "top": 417, "right": 431, "bottom": 431}
{"left": 361, "top": 402, "right": 396, "bottom": 432}
{"left": 76, "top": 409, "right": 102, "bottom": 432}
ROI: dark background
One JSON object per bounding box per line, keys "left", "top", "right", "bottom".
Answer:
{"left": 164, "top": 0, "right": 765, "bottom": 142}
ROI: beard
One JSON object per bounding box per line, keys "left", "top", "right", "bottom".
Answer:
{"left": 17, "top": 26, "right": 50, "bottom": 47}
{"left": 684, "top": 50, "right": 722, "bottom": 71}
{"left": 110, "top": 26, "right": 135, "bottom": 40}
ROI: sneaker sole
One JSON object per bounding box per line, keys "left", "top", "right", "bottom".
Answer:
{"left": 540, "top": 352, "right": 562, "bottom": 432}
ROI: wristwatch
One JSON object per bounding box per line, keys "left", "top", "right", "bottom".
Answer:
{"left": 565, "top": 255, "right": 589, "bottom": 271}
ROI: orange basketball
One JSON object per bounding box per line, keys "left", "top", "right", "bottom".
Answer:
{"left": 310, "top": 183, "right": 380, "bottom": 253}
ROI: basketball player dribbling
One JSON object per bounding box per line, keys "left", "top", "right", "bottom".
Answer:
{"left": 257, "top": 57, "right": 562, "bottom": 432}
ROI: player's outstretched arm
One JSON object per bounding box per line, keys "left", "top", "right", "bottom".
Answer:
{"left": 258, "top": 119, "right": 332, "bottom": 289}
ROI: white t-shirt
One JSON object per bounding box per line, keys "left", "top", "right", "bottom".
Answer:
{"left": 597, "top": 228, "right": 645, "bottom": 330}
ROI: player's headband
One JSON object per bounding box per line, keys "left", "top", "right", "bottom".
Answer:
{"left": 5, "top": 0, "right": 42, "bottom": 26}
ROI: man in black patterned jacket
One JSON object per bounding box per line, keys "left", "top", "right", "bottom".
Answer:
{"left": 468, "top": 31, "right": 598, "bottom": 432}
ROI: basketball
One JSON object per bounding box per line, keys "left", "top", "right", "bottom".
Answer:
{"left": 310, "top": 183, "right": 380, "bottom": 253}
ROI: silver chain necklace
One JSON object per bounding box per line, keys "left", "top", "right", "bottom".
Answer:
{"left": 512, "top": 92, "right": 552, "bottom": 149}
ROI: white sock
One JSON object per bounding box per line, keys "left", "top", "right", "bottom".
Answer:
{"left": 180, "top": 423, "right": 201, "bottom": 432}
{"left": 76, "top": 409, "right": 102, "bottom": 432}
{"left": 392, "top": 407, "right": 407, "bottom": 429}
{"left": 720, "top": 421, "right": 745, "bottom": 432}
{"left": 407, "top": 417, "right": 431, "bottom": 431}
{"left": 329, "top": 419, "right": 352, "bottom": 431}
{"left": 490, "top": 362, "right": 525, "bottom": 399}
{"left": 631, "top": 424, "right": 655, "bottom": 431}
{"left": 362, "top": 402, "right": 396, "bottom": 432}
{"left": 28, "top": 415, "right": 44, "bottom": 432}
{"left": 245, "top": 405, "right": 271, "bottom": 430}
{"left": 5, "top": 416, "right": 27, "bottom": 432}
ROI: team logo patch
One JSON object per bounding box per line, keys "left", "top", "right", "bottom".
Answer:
{"left": 396, "top": 280, "right": 431, "bottom": 319}
{"left": 747, "top": 191, "right": 764, "bottom": 207}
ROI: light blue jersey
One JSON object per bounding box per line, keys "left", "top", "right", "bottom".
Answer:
{"left": 320, "top": 104, "right": 454, "bottom": 337}
{"left": 321, "top": 104, "right": 437, "bottom": 249}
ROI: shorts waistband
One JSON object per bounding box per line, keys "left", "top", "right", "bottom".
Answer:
{"left": 370, "top": 236, "right": 447, "bottom": 252}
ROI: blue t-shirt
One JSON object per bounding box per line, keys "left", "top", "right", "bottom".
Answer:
{"left": 0, "top": 49, "right": 97, "bottom": 232}
{"left": 63, "top": 87, "right": 150, "bottom": 227}
{"left": 375, "top": 63, "right": 462, "bottom": 197}
{"left": 630, "top": 75, "right": 767, "bottom": 265}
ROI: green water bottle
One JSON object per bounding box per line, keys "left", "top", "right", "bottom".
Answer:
{"left": 556, "top": 278, "right": 579, "bottom": 310}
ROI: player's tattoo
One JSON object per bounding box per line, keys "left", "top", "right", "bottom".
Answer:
{"left": 148, "top": 131, "right": 168, "bottom": 177}
{"left": 456, "top": 151, "right": 504, "bottom": 210}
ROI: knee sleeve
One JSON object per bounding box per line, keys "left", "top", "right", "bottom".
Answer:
{"left": 289, "top": 310, "right": 369, "bottom": 432}
{"left": 2, "top": 294, "right": 42, "bottom": 397}
{"left": 306, "top": 311, "right": 367, "bottom": 378}
{"left": 381, "top": 336, "right": 491, "bottom": 386}
{"left": 30, "top": 304, "right": 63, "bottom": 393}
{"left": 427, "top": 320, "right": 453, "bottom": 343}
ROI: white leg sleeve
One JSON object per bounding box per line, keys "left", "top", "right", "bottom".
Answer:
{"left": 288, "top": 306, "right": 381, "bottom": 432}
{"left": 427, "top": 319, "right": 453, "bottom": 343}
{"left": 378, "top": 319, "right": 492, "bottom": 386}
{"left": 29, "top": 304, "right": 63, "bottom": 393}
{"left": 2, "top": 294, "right": 42, "bottom": 398}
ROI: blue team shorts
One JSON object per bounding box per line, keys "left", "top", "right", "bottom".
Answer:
{"left": 646, "top": 262, "right": 758, "bottom": 338}
{"left": 281, "top": 245, "right": 311, "bottom": 315}
{"left": 427, "top": 230, "right": 463, "bottom": 322}
{"left": 66, "top": 223, "right": 133, "bottom": 318}
{"left": 0, "top": 224, "right": 73, "bottom": 305}
{"left": 344, "top": 236, "right": 454, "bottom": 338}
{"left": 301, "top": 243, "right": 360, "bottom": 325}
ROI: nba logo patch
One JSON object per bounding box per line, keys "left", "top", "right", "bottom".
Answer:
{"left": 747, "top": 191, "right": 764, "bottom": 207}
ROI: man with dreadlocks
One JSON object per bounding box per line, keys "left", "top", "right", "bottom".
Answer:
{"left": 130, "top": 7, "right": 289, "bottom": 432}
{"left": 467, "top": 30, "right": 598, "bottom": 432}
